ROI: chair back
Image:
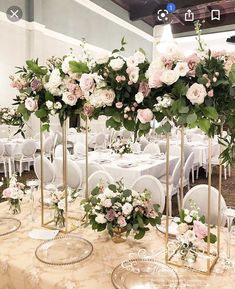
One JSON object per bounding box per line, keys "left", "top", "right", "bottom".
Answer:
{"left": 170, "top": 145, "right": 181, "bottom": 157}
{"left": 88, "top": 162, "right": 104, "bottom": 178}
{"left": 55, "top": 145, "right": 70, "bottom": 158}
{"left": 95, "top": 133, "right": 106, "bottom": 146}
{"left": 172, "top": 160, "right": 181, "bottom": 188}
{"left": 44, "top": 137, "right": 54, "bottom": 154}
{"left": 22, "top": 140, "right": 37, "bottom": 157}
{"left": 183, "top": 184, "right": 227, "bottom": 226}
{"left": 184, "top": 152, "right": 194, "bottom": 180}
{"left": 0, "top": 142, "right": 5, "bottom": 156}
{"left": 140, "top": 138, "right": 149, "bottom": 151}
{"left": 88, "top": 170, "right": 113, "bottom": 195}
{"left": 74, "top": 143, "right": 86, "bottom": 155}
{"left": 34, "top": 156, "right": 55, "bottom": 185}
{"left": 143, "top": 143, "right": 160, "bottom": 155}
{"left": 131, "top": 175, "right": 165, "bottom": 213}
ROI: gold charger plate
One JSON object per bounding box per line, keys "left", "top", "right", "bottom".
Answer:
{"left": 0, "top": 217, "right": 21, "bottom": 237}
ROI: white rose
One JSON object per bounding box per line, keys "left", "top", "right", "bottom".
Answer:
{"left": 95, "top": 214, "right": 107, "bottom": 224}
{"left": 95, "top": 50, "right": 110, "bottom": 64}
{"left": 109, "top": 57, "right": 125, "bottom": 71}
{"left": 184, "top": 215, "right": 193, "bottom": 224}
{"left": 177, "top": 223, "right": 188, "bottom": 235}
{"left": 127, "top": 66, "right": 139, "bottom": 83}
{"left": 54, "top": 102, "right": 62, "bottom": 110}
{"left": 174, "top": 62, "right": 189, "bottom": 77}
{"left": 58, "top": 199, "right": 65, "bottom": 210}
{"left": 103, "top": 199, "right": 112, "bottom": 208}
{"left": 135, "top": 92, "right": 144, "bottom": 104}
{"left": 184, "top": 230, "right": 196, "bottom": 242}
{"left": 126, "top": 56, "right": 138, "bottom": 67}
{"left": 131, "top": 190, "right": 139, "bottom": 198}
{"left": 122, "top": 203, "right": 133, "bottom": 215}
{"left": 48, "top": 68, "right": 62, "bottom": 88}
{"left": 79, "top": 74, "right": 95, "bottom": 92}
{"left": 186, "top": 83, "right": 207, "bottom": 105}
{"left": 10, "top": 188, "right": 19, "bottom": 200}
{"left": 100, "top": 89, "right": 115, "bottom": 106}
{"left": 134, "top": 50, "right": 146, "bottom": 64}
{"left": 62, "top": 92, "right": 78, "bottom": 106}
{"left": 46, "top": 100, "right": 54, "bottom": 110}
{"left": 160, "top": 70, "right": 179, "bottom": 85}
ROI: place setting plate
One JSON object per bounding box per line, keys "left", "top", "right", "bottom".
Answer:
{"left": 35, "top": 235, "right": 93, "bottom": 265}
{"left": 112, "top": 258, "right": 179, "bottom": 289}
{"left": 117, "top": 161, "right": 138, "bottom": 168}
{"left": 0, "top": 217, "right": 21, "bottom": 237}
{"left": 156, "top": 217, "right": 178, "bottom": 238}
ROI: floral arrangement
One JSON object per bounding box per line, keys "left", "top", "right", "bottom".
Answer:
{"left": 0, "top": 107, "right": 25, "bottom": 136}
{"left": 81, "top": 180, "right": 162, "bottom": 241}
{"left": 2, "top": 174, "right": 25, "bottom": 214}
{"left": 110, "top": 137, "right": 132, "bottom": 156}
{"left": 173, "top": 202, "right": 216, "bottom": 262}
{"left": 49, "top": 187, "right": 79, "bottom": 228}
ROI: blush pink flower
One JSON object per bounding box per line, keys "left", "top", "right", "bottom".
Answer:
{"left": 79, "top": 73, "right": 95, "bottom": 92}
{"left": 193, "top": 220, "right": 208, "bottom": 239}
{"left": 138, "top": 81, "right": 151, "bottom": 97}
{"left": 25, "top": 98, "right": 38, "bottom": 112}
{"left": 83, "top": 103, "right": 94, "bottom": 116}
{"left": 208, "top": 89, "right": 214, "bottom": 97}
{"left": 186, "top": 53, "right": 200, "bottom": 77}
{"left": 137, "top": 108, "right": 153, "bottom": 124}
{"left": 115, "top": 102, "right": 123, "bottom": 109}
{"left": 11, "top": 78, "right": 27, "bottom": 90}
{"left": 117, "top": 215, "right": 127, "bottom": 227}
{"left": 105, "top": 209, "right": 116, "bottom": 222}
{"left": 2, "top": 188, "right": 12, "bottom": 198}
{"left": 148, "top": 71, "right": 163, "bottom": 88}
{"left": 161, "top": 56, "right": 174, "bottom": 70}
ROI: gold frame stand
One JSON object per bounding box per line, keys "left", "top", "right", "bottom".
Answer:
{"left": 165, "top": 126, "right": 223, "bottom": 275}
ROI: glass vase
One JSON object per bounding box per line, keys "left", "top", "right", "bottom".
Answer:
{"left": 9, "top": 200, "right": 21, "bottom": 215}
{"left": 54, "top": 209, "right": 65, "bottom": 228}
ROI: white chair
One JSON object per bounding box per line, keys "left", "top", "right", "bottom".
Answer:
{"left": 131, "top": 142, "right": 141, "bottom": 154}
{"left": 139, "top": 137, "right": 149, "bottom": 151}
{"left": 183, "top": 184, "right": 227, "bottom": 226}
{"left": 122, "top": 129, "right": 132, "bottom": 140}
{"left": 183, "top": 152, "right": 195, "bottom": 190}
{"left": 43, "top": 137, "right": 54, "bottom": 160}
{"left": 0, "top": 142, "right": 7, "bottom": 177}
{"left": 143, "top": 143, "right": 161, "bottom": 155}
{"left": 68, "top": 127, "right": 77, "bottom": 134}
{"left": 53, "top": 158, "right": 82, "bottom": 190}
{"left": 159, "top": 160, "right": 181, "bottom": 216}
{"left": 34, "top": 156, "right": 56, "bottom": 186}
{"left": 88, "top": 162, "right": 105, "bottom": 178}
{"left": 14, "top": 140, "right": 37, "bottom": 176}
{"left": 74, "top": 143, "right": 86, "bottom": 155}
{"left": 158, "top": 141, "right": 166, "bottom": 154}
{"left": 54, "top": 131, "right": 63, "bottom": 145}
{"left": 131, "top": 175, "right": 165, "bottom": 213}
{"left": 54, "top": 144, "right": 71, "bottom": 158}
{"left": 87, "top": 170, "right": 114, "bottom": 196}
{"left": 94, "top": 133, "right": 106, "bottom": 150}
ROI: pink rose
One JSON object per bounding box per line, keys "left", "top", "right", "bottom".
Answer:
{"left": 138, "top": 81, "right": 151, "bottom": 97}
{"left": 105, "top": 209, "right": 116, "bottom": 222}
{"left": 79, "top": 73, "right": 95, "bottom": 92}
{"left": 208, "top": 89, "right": 214, "bottom": 97}
{"left": 193, "top": 220, "right": 208, "bottom": 239}
{"left": 25, "top": 98, "right": 38, "bottom": 112}
{"left": 11, "top": 78, "right": 27, "bottom": 90}
{"left": 117, "top": 215, "right": 127, "bottom": 228}
{"left": 116, "top": 75, "right": 126, "bottom": 83}
{"left": 148, "top": 71, "right": 163, "bottom": 88}
{"left": 2, "top": 188, "right": 12, "bottom": 198}
{"left": 68, "top": 83, "right": 83, "bottom": 98}
{"left": 161, "top": 56, "right": 174, "bottom": 70}
{"left": 137, "top": 108, "right": 153, "bottom": 124}
{"left": 83, "top": 103, "right": 94, "bottom": 116}
{"left": 115, "top": 102, "right": 123, "bottom": 109}
{"left": 186, "top": 53, "right": 200, "bottom": 77}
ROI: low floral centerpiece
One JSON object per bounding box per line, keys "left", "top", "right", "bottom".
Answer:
{"left": 81, "top": 180, "right": 162, "bottom": 242}
{"left": 2, "top": 174, "right": 25, "bottom": 215}
{"left": 0, "top": 107, "right": 25, "bottom": 137}
{"left": 173, "top": 203, "right": 216, "bottom": 263}
{"left": 110, "top": 137, "right": 132, "bottom": 157}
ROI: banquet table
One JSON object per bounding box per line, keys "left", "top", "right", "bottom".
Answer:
{"left": 74, "top": 151, "right": 179, "bottom": 186}
{"left": 1, "top": 200, "right": 235, "bottom": 289}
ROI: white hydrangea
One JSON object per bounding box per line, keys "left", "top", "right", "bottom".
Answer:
{"left": 122, "top": 203, "right": 133, "bottom": 215}
{"left": 95, "top": 214, "right": 107, "bottom": 224}
{"left": 46, "top": 100, "right": 54, "bottom": 110}
{"left": 154, "top": 94, "right": 173, "bottom": 111}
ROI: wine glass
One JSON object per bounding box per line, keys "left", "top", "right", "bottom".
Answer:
{"left": 26, "top": 179, "right": 39, "bottom": 222}
{"left": 224, "top": 206, "right": 235, "bottom": 264}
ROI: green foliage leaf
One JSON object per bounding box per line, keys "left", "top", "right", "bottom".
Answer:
{"left": 108, "top": 184, "right": 117, "bottom": 192}
{"left": 187, "top": 113, "right": 197, "bottom": 125}
{"left": 69, "top": 61, "right": 89, "bottom": 74}
{"left": 179, "top": 106, "right": 189, "bottom": 114}
{"left": 91, "top": 186, "right": 99, "bottom": 196}
{"left": 134, "top": 228, "right": 146, "bottom": 240}
{"left": 26, "top": 60, "right": 47, "bottom": 76}
{"left": 123, "top": 189, "right": 132, "bottom": 198}
{"left": 229, "top": 63, "right": 235, "bottom": 86}
{"left": 198, "top": 118, "right": 210, "bottom": 133}
{"left": 123, "top": 119, "right": 135, "bottom": 131}
{"left": 204, "top": 233, "right": 217, "bottom": 244}
{"left": 35, "top": 109, "right": 47, "bottom": 119}
{"left": 203, "top": 107, "right": 218, "bottom": 120}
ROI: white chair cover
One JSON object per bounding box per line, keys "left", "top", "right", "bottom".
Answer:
{"left": 143, "top": 143, "right": 160, "bottom": 155}
{"left": 170, "top": 145, "right": 181, "bottom": 157}
{"left": 183, "top": 184, "right": 227, "bottom": 226}
{"left": 55, "top": 145, "right": 71, "bottom": 158}
{"left": 88, "top": 162, "right": 104, "bottom": 178}
{"left": 74, "top": 143, "right": 86, "bottom": 155}
{"left": 34, "top": 156, "right": 56, "bottom": 185}
{"left": 184, "top": 152, "right": 194, "bottom": 189}
{"left": 131, "top": 175, "right": 165, "bottom": 213}
{"left": 88, "top": 170, "right": 113, "bottom": 195}
{"left": 22, "top": 140, "right": 37, "bottom": 157}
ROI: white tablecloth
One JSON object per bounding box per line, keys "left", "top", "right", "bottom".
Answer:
{"left": 76, "top": 151, "right": 179, "bottom": 187}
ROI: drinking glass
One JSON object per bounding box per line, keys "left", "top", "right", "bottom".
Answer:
{"left": 224, "top": 206, "right": 235, "bottom": 261}
{"left": 26, "top": 179, "right": 39, "bottom": 222}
